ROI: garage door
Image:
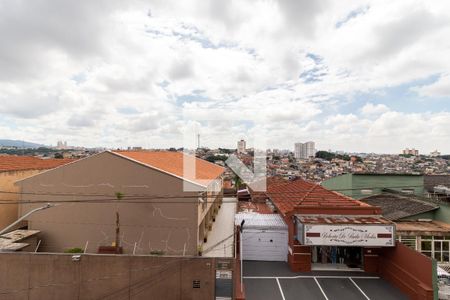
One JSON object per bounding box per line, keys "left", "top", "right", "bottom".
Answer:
{"left": 242, "top": 229, "right": 288, "bottom": 261}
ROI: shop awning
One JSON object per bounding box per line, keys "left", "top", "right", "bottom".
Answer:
{"left": 296, "top": 215, "right": 395, "bottom": 247}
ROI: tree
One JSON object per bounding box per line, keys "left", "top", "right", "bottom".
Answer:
{"left": 205, "top": 155, "right": 228, "bottom": 163}
{"left": 54, "top": 153, "right": 64, "bottom": 159}
{"left": 315, "top": 151, "right": 336, "bottom": 161}
{"left": 233, "top": 174, "right": 243, "bottom": 190}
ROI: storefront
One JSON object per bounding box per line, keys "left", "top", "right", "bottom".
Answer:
{"left": 296, "top": 215, "right": 395, "bottom": 270}
{"left": 242, "top": 178, "right": 435, "bottom": 299}
{"left": 259, "top": 178, "right": 396, "bottom": 272}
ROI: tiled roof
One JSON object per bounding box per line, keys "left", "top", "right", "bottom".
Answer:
{"left": 248, "top": 176, "right": 287, "bottom": 202}
{"left": 267, "top": 178, "right": 372, "bottom": 215}
{"left": 360, "top": 192, "right": 439, "bottom": 221}
{"left": 0, "top": 156, "right": 74, "bottom": 172}
{"left": 113, "top": 151, "right": 224, "bottom": 186}
{"left": 238, "top": 201, "right": 275, "bottom": 214}
{"left": 396, "top": 220, "right": 450, "bottom": 235}
{"left": 297, "top": 215, "right": 392, "bottom": 225}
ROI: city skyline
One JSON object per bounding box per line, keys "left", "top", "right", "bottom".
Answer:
{"left": 0, "top": 137, "right": 447, "bottom": 156}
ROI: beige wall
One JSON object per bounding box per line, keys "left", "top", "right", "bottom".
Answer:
{"left": 197, "top": 178, "right": 223, "bottom": 226}
{"left": 0, "top": 252, "right": 226, "bottom": 300}
{"left": 17, "top": 152, "right": 204, "bottom": 255}
{"left": 0, "top": 169, "right": 41, "bottom": 229}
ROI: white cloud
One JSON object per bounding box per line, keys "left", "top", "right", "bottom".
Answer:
{"left": 413, "top": 74, "right": 450, "bottom": 98}
{"left": 0, "top": 0, "right": 449, "bottom": 152}
{"left": 360, "top": 103, "right": 390, "bottom": 116}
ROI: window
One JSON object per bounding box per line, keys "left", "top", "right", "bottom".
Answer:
{"left": 434, "top": 252, "right": 442, "bottom": 261}
{"left": 421, "top": 240, "right": 432, "bottom": 251}
{"left": 361, "top": 189, "right": 373, "bottom": 195}
{"left": 419, "top": 236, "right": 450, "bottom": 262}
{"left": 435, "top": 241, "right": 442, "bottom": 251}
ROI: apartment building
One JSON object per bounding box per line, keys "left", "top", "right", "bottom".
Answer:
{"left": 294, "top": 141, "right": 316, "bottom": 159}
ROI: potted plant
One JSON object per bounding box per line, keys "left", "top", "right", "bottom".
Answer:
{"left": 197, "top": 244, "right": 203, "bottom": 256}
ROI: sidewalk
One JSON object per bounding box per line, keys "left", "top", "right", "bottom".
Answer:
{"left": 203, "top": 197, "right": 236, "bottom": 257}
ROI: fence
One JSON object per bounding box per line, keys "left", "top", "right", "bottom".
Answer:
{"left": 0, "top": 252, "right": 235, "bottom": 300}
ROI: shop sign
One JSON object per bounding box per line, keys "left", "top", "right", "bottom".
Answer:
{"left": 298, "top": 224, "right": 395, "bottom": 247}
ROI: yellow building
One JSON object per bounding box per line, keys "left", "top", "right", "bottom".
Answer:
{"left": 0, "top": 156, "right": 73, "bottom": 229}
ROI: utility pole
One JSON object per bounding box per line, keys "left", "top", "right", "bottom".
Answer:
{"left": 240, "top": 219, "right": 245, "bottom": 292}
{"left": 114, "top": 192, "right": 124, "bottom": 254}
{"left": 197, "top": 133, "right": 200, "bottom": 150}
{"left": 115, "top": 210, "right": 120, "bottom": 253}
{"left": 0, "top": 203, "right": 56, "bottom": 236}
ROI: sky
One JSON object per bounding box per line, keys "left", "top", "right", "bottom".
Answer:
{"left": 0, "top": 0, "right": 449, "bottom": 153}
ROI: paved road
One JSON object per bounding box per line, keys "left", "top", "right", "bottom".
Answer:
{"left": 243, "top": 261, "right": 408, "bottom": 300}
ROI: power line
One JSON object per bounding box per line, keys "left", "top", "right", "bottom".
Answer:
{"left": 0, "top": 194, "right": 448, "bottom": 205}
{"left": 0, "top": 184, "right": 429, "bottom": 202}
{"left": 0, "top": 184, "right": 427, "bottom": 198}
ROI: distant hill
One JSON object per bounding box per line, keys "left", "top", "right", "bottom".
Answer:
{"left": 0, "top": 139, "right": 44, "bottom": 149}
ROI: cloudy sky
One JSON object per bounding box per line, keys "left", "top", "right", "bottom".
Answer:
{"left": 0, "top": 0, "right": 449, "bottom": 153}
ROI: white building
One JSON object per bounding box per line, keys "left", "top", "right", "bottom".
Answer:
{"left": 56, "top": 140, "right": 67, "bottom": 150}
{"left": 237, "top": 139, "right": 246, "bottom": 154}
{"left": 430, "top": 150, "right": 441, "bottom": 157}
{"left": 294, "top": 141, "right": 316, "bottom": 159}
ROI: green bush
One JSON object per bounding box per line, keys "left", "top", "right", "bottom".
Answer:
{"left": 64, "top": 247, "right": 84, "bottom": 253}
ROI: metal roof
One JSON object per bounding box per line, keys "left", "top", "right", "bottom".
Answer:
{"left": 235, "top": 213, "right": 288, "bottom": 230}
{"left": 0, "top": 229, "right": 40, "bottom": 251}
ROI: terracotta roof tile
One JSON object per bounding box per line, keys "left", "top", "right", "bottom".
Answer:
{"left": 0, "top": 156, "right": 75, "bottom": 172}
{"left": 396, "top": 220, "right": 450, "bottom": 234}
{"left": 267, "top": 178, "right": 372, "bottom": 215}
{"left": 248, "top": 177, "right": 287, "bottom": 202}
{"left": 297, "top": 215, "right": 392, "bottom": 225}
{"left": 113, "top": 151, "right": 224, "bottom": 186}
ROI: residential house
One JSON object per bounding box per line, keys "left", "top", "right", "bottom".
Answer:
{"left": 361, "top": 191, "right": 450, "bottom": 265}
{"left": 16, "top": 151, "right": 224, "bottom": 255}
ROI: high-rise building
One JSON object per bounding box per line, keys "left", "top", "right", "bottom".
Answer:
{"left": 294, "top": 141, "right": 316, "bottom": 159}
{"left": 56, "top": 140, "right": 67, "bottom": 150}
{"left": 402, "top": 148, "right": 419, "bottom": 156}
{"left": 237, "top": 139, "right": 246, "bottom": 154}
